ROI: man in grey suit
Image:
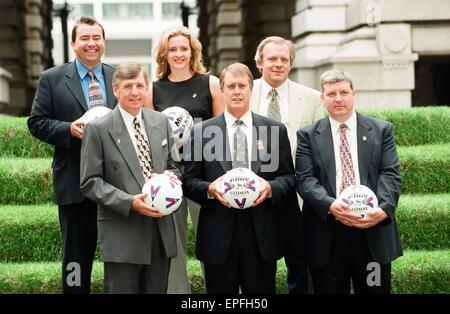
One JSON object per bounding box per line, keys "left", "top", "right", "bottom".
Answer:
{"left": 296, "top": 69, "right": 402, "bottom": 293}
{"left": 28, "top": 16, "right": 116, "bottom": 294}
{"left": 250, "top": 36, "right": 323, "bottom": 294}
{"left": 80, "top": 63, "right": 181, "bottom": 293}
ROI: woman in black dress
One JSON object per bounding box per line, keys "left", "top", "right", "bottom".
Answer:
{"left": 145, "top": 26, "right": 224, "bottom": 293}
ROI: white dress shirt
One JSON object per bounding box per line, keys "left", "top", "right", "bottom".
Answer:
{"left": 118, "top": 105, "right": 150, "bottom": 158}
{"left": 329, "top": 111, "right": 360, "bottom": 197}
{"left": 224, "top": 109, "right": 253, "bottom": 169}
{"left": 258, "top": 79, "right": 289, "bottom": 125}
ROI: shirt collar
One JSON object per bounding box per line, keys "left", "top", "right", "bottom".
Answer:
{"left": 118, "top": 104, "right": 143, "bottom": 127}
{"left": 75, "top": 59, "right": 103, "bottom": 80}
{"left": 261, "top": 78, "right": 288, "bottom": 99}
{"left": 329, "top": 110, "right": 357, "bottom": 135}
{"left": 224, "top": 109, "right": 252, "bottom": 128}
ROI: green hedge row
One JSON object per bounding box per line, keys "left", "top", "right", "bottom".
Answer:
{"left": 0, "top": 250, "right": 448, "bottom": 293}
{"left": 0, "top": 145, "right": 448, "bottom": 204}
{"left": 398, "top": 144, "right": 450, "bottom": 194}
{"left": 0, "top": 117, "right": 52, "bottom": 158}
{"left": 0, "top": 107, "right": 448, "bottom": 158}
{"left": 0, "top": 158, "right": 52, "bottom": 204}
{"left": 360, "top": 106, "right": 450, "bottom": 146}
{"left": 1, "top": 195, "right": 448, "bottom": 262}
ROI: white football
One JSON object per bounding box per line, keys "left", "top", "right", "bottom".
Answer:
{"left": 83, "top": 106, "right": 112, "bottom": 124}
{"left": 162, "top": 106, "right": 194, "bottom": 145}
{"left": 142, "top": 174, "right": 183, "bottom": 216}
{"left": 221, "top": 168, "right": 261, "bottom": 209}
{"left": 338, "top": 185, "right": 378, "bottom": 217}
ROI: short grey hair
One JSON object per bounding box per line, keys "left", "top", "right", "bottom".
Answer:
{"left": 112, "top": 62, "right": 149, "bottom": 87}
{"left": 320, "top": 69, "right": 354, "bottom": 92}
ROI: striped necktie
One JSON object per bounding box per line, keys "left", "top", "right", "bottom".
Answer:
{"left": 88, "top": 71, "right": 104, "bottom": 108}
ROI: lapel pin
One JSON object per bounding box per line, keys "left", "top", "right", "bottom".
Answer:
{"left": 362, "top": 136, "right": 367, "bottom": 141}
{"left": 117, "top": 138, "right": 121, "bottom": 144}
{"left": 192, "top": 93, "right": 197, "bottom": 98}
{"left": 256, "top": 140, "right": 264, "bottom": 150}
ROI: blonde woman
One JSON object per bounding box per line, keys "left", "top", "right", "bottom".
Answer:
{"left": 145, "top": 26, "right": 224, "bottom": 293}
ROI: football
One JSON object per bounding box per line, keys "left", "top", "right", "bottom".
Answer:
{"left": 221, "top": 168, "right": 261, "bottom": 209}
{"left": 142, "top": 174, "right": 183, "bottom": 216}
{"left": 338, "top": 185, "right": 378, "bottom": 217}
{"left": 82, "top": 106, "right": 112, "bottom": 124}
{"left": 162, "top": 106, "right": 194, "bottom": 146}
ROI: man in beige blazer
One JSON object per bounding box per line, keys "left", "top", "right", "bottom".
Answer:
{"left": 250, "top": 36, "right": 323, "bottom": 294}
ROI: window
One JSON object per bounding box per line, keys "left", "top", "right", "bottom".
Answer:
{"left": 162, "top": 2, "right": 180, "bottom": 20}
{"left": 106, "top": 39, "right": 152, "bottom": 57}
{"left": 70, "top": 3, "right": 94, "bottom": 18}
{"left": 103, "top": 3, "right": 153, "bottom": 20}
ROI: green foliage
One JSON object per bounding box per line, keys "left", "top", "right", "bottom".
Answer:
{"left": 360, "top": 107, "right": 450, "bottom": 146}
{"left": 398, "top": 144, "right": 450, "bottom": 194}
{"left": 0, "top": 158, "right": 53, "bottom": 204}
{"left": 0, "top": 251, "right": 448, "bottom": 293}
{"left": 0, "top": 117, "right": 52, "bottom": 158}
{"left": 397, "top": 194, "right": 450, "bottom": 250}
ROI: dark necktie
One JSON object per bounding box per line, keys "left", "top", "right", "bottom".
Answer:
{"left": 339, "top": 123, "right": 356, "bottom": 193}
{"left": 232, "top": 119, "right": 249, "bottom": 169}
{"left": 268, "top": 88, "right": 281, "bottom": 121}
{"left": 133, "top": 117, "right": 152, "bottom": 180}
{"left": 88, "top": 71, "right": 104, "bottom": 108}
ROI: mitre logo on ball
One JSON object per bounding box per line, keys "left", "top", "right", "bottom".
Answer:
{"left": 142, "top": 174, "right": 183, "bottom": 215}
{"left": 221, "top": 168, "right": 261, "bottom": 209}
{"left": 162, "top": 106, "right": 194, "bottom": 145}
{"left": 338, "top": 185, "right": 378, "bottom": 217}
{"left": 82, "top": 106, "right": 112, "bottom": 125}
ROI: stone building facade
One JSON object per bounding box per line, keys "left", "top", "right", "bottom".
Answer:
{"left": 197, "top": 0, "right": 450, "bottom": 108}
{"left": 0, "top": 0, "right": 53, "bottom": 116}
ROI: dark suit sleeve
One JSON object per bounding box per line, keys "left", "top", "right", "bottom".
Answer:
{"left": 27, "top": 74, "right": 73, "bottom": 148}
{"left": 182, "top": 126, "right": 211, "bottom": 206}
{"left": 376, "top": 123, "right": 402, "bottom": 219}
{"left": 163, "top": 116, "right": 182, "bottom": 179}
{"left": 295, "top": 128, "right": 335, "bottom": 221}
{"left": 80, "top": 123, "right": 134, "bottom": 218}
{"left": 267, "top": 124, "right": 296, "bottom": 206}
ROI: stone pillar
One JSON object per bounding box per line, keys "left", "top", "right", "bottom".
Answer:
{"left": 0, "top": 67, "right": 12, "bottom": 112}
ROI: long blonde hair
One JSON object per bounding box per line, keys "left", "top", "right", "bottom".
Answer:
{"left": 154, "top": 26, "right": 207, "bottom": 80}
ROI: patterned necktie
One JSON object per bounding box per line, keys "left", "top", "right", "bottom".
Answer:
{"left": 267, "top": 88, "right": 281, "bottom": 121}
{"left": 232, "top": 119, "right": 249, "bottom": 169}
{"left": 133, "top": 117, "right": 152, "bottom": 180}
{"left": 88, "top": 71, "right": 104, "bottom": 108}
{"left": 339, "top": 123, "right": 356, "bottom": 193}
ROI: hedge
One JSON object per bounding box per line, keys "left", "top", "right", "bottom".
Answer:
{"left": 0, "top": 107, "right": 448, "bottom": 159}
{"left": 0, "top": 251, "right": 448, "bottom": 293}
{"left": 0, "top": 158, "right": 52, "bottom": 204}
{"left": 0, "top": 117, "right": 52, "bottom": 158}
{"left": 398, "top": 144, "right": 450, "bottom": 194}
{"left": 1, "top": 196, "right": 448, "bottom": 262}
{"left": 360, "top": 106, "right": 450, "bottom": 146}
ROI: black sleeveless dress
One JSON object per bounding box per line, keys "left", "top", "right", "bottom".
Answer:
{"left": 152, "top": 74, "right": 213, "bottom": 122}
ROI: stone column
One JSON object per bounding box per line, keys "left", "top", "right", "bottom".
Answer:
{"left": 0, "top": 67, "right": 12, "bottom": 112}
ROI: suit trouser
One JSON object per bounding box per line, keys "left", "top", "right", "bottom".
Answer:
{"left": 166, "top": 197, "right": 201, "bottom": 293}
{"left": 58, "top": 199, "right": 98, "bottom": 294}
{"left": 103, "top": 219, "right": 170, "bottom": 293}
{"left": 310, "top": 222, "right": 391, "bottom": 294}
{"left": 203, "top": 210, "right": 276, "bottom": 294}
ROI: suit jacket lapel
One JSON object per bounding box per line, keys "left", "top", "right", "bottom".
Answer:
{"left": 212, "top": 114, "right": 232, "bottom": 173}
{"left": 142, "top": 110, "right": 164, "bottom": 174}
{"left": 356, "top": 113, "right": 372, "bottom": 186}
{"left": 251, "top": 113, "right": 263, "bottom": 173}
{"left": 315, "top": 119, "right": 337, "bottom": 197}
{"left": 109, "top": 107, "right": 145, "bottom": 187}
{"left": 103, "top": 64, "right": 116, "bottom": 109}
{"left": 65, "top": 62, "right": 89, "bottom": 111}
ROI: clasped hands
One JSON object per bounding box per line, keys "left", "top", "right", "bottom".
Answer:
{"left": 329, "top": 200, "right": 388, "bottom": 229}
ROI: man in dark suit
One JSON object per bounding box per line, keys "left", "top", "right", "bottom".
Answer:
{"left": 80, "top": 62, "right": 180, "bottom": 293}
{"left": 295, "top": 69, "right": 402, "bottom": 294}
{"left": 27, "top": 16, "right": 116, "bottom": 293}
{"left": 182, "top": 63, "right": 295, "bottom": 293}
